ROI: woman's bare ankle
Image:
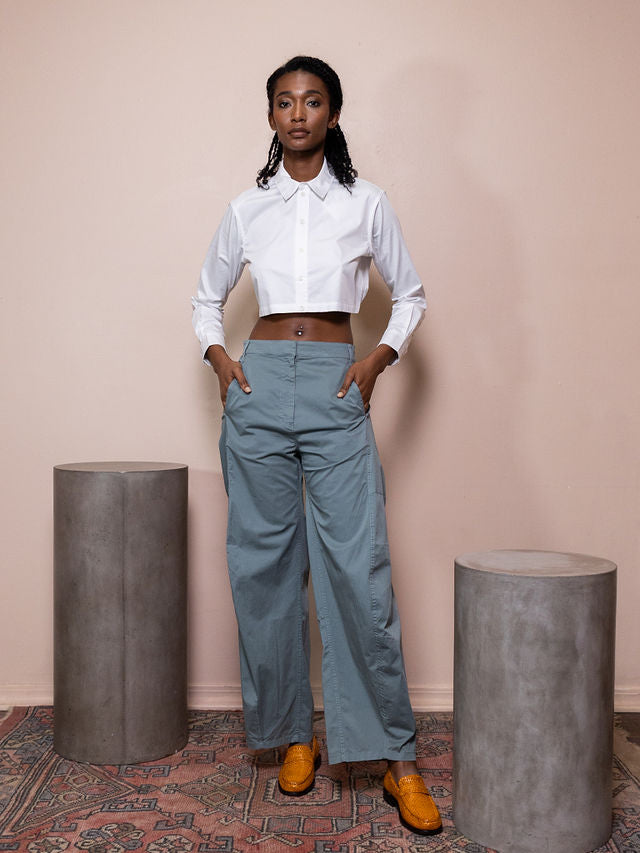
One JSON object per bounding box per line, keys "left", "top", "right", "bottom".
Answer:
{"left": 388, "top": 759, "right": 419, "bottom": 783}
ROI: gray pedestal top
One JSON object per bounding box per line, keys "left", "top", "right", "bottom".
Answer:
{"left": 455, "top": 548, "right": 616, "bottom": 577}
{"left": 54, "top": 461, "right": 187, "bottom": 473}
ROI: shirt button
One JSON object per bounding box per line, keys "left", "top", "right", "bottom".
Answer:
{"left": 299, "top": 219, "right": 305, "bottom": 224}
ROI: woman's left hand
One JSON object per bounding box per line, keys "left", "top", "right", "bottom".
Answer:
{"left": 337, "top": 344, "right": 396, "bottom": 411}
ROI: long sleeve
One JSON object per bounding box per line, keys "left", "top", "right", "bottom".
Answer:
{"left": 191, "top": 204, "right": 246, "bottom": 361}
{"left": 370, "top": 192, "right": 426, "bottom": 363}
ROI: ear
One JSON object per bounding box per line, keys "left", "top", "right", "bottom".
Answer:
{"left": 268, "top": 113, "right": 276, "bottom": 132}
{"left": 328, "top": 110, "right": 340, "bottom": 130}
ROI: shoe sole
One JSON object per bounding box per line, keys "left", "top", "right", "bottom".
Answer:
{"left": 383, "top": 787, "right": 443, "bottom": 836}
{"left": 278, "top": 753, "right": 321, "bottom": 797}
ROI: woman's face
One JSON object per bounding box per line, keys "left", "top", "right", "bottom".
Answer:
{"left": 268, "top": 70, "right": 340, "bottom": 157}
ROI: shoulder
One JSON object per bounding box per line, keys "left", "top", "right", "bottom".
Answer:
{"left": 225, "top": 183, "right": 279, "bottom": 234}
{"left": 229, "top": 182, "right": 274, "bottom": 209}
{"left": 333, "top": 177, "right": 386, "bottom": 216}
{"left": 330, "top": 175, "right": 385, "bottom": 203}
{"left": 352, "top": 175, "right": 385, "bottom": 197}
{"left": 326, "top": 177, "right": 386, "bottom": 215}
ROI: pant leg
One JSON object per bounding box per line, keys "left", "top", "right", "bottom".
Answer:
{"left": 220, "top": 348, "right": 313, "bottom": 749}
{"left": 293, "top": 348, "right": 417, "bottom": 764}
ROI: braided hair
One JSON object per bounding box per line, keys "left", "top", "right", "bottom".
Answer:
{"left": 257, "top": 56, "right": 357, "bottom": 189}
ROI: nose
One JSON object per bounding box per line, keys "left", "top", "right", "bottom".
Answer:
{"left": 292, "top": 101, "right": 306, "bottom": 122}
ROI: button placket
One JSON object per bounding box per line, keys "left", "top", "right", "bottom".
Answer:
{"left": 294, "top": 186, "right": 309, "bottom": 309}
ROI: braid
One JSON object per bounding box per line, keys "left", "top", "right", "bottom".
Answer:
{"left": 257, "top": 133, "right": 283, "bottom": 188}
{"left": 324, "top": 124, "right": 357, "bottom": 187}
{"left": 256, "top": 56, "right": 358, "bottom": 190}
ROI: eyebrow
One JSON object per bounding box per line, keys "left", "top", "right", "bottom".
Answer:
{"left": 275, "top": 89, "right": 325, "bottom": 98}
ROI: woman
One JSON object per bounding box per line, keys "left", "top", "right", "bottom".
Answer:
{"left": 192, "top": 56, "right": 441, "bottom": 836}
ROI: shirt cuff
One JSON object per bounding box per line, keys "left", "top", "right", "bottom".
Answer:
{"left": 378, "top": 329, "right": 406, "bottom": 364}
{"left": 200, "top": 332, "right": 227, "bottom": 365}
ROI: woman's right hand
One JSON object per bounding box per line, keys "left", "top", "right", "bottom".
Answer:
{"left": 205, "top": 345, "right": 251, "bottom": 407}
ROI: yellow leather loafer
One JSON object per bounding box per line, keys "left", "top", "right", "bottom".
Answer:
{"left": 383, "top": 769, "right": 442, "bottom": 835}
{"left": 278, "top": 736, "right": 321, "bottom": 796}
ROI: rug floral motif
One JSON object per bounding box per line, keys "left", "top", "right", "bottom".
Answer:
{"left": 0, "top": 709, "right": 638, "bottom": 852}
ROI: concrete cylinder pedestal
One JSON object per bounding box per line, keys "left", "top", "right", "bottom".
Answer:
{"left": 453, "top": 550, "right": 616, "bottom": 853}
{"left": 54, "top": 461, "right": 188, "bottom": 764}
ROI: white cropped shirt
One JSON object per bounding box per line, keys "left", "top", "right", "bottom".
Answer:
{"left": 192, "top": 159, "right": 426, "bottom": 363}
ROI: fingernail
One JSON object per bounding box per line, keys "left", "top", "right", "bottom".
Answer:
{"left": 337, "top": 391, "right": 344, "bottom": 397}
{"left": 244, "top": 386, "right": 251, "bottom": 392}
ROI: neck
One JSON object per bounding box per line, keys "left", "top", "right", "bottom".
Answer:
{"left": 282, "top": 149, "right": 325, "bottom": 183}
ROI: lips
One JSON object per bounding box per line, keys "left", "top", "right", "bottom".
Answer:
{"left": 289, "top": 129, "right": 310, "bottom": 137}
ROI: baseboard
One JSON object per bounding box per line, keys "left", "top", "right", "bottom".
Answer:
{"left": 189, "top": 684, "right": 640, "bottom": 714}
{"left": 408, "top": 685, "right": 454, "bottom": 712}
{"left": 188, "top": 684, "right": 242, "bottom": 710}
{"left": 613, "top": 687, "right": 640, "bottom": 712}
{"left": 0, "top": 683, "right": 54, "bottom": 709}
{"left": 2, "top": 683, "right": 639, "bottom": 713}
{"left": 187, "top": 683, "right": 454, "bottom": 711}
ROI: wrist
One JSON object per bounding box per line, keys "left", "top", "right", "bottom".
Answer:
{"left": 369, "top": 344, "right": 396, "bottom": 373}
{"left": 206, "top": 344, "right": 231, "bottom": 373}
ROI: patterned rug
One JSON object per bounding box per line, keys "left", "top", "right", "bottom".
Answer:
{"left": 1, "top": 708, "right": 639, "bottom": 852}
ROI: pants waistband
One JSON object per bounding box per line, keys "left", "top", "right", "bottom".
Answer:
{"left": 242, "top": 340, "right": 355, "bottom": 360}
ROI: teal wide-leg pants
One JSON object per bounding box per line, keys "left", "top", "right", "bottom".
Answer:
{"left": 219, "top": 340, "right": 416, "bottom": 764}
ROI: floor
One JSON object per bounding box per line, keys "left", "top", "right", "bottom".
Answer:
{"left": 1, "top": 708, "right": 639, "bottom": 851}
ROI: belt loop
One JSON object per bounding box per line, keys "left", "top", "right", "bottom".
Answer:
{"left": 242, "top": 340, "right": 249, "bottom": 357}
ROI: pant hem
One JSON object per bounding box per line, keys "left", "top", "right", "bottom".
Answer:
{"left": 245, "top": 730, "right": 314, "bottom": 751}
{"left": 326, "top": 748, "right": 417, "bottom": 765}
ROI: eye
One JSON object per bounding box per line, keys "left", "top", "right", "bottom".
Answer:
{"left": 306, "top": 99, "right": 321, "bottom": 108}
{"left": 277, "top": 99, "right": 291, "bottom": 109}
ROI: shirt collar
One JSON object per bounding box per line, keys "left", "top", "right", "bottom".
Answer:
{"left": 271, "top": 158, "right": 335, "bottom": 201}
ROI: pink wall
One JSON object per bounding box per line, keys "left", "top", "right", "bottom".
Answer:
{"left": 1, "top": 0, "right": 639, "bottom": 709}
